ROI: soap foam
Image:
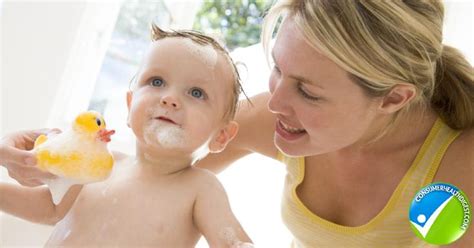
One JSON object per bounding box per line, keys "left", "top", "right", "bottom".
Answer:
{"left": 43, "top": 178, "right": 79, "bottom": 205}
{"left": 220, "top": 227, "right": 255, "bottom": 248}
{"left": 180, "top": 38, "right": 218, "bottom": 68}
{"left": 47, "top": 211, "right": 73, "bottom": 243}
{"left": 144, "top": 119, "right": 186, "bottom": 148}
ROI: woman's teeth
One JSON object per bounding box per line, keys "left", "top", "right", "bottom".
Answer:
{"left": 280, "top": 121, "right": 305, "bottom": 133}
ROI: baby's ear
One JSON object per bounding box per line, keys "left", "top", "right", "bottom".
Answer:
{"left": 208, "top": 121, "right": 239, "bottom": 153}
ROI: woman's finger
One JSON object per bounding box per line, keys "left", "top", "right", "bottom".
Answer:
{"left": 17, "top": 179, "right": 44, "bottom": 187}
{"left": 6, "top": 162, "right": 56, "bottom": 180}
{"left": 17, "top": 166, "right": 56, "bottom": 180}
{"left": 0, "top": 145, "right": 37, "bottom": 166}
{"left": 8, "top": 169, "right": 47, "bottom": 187}
{"left": 30, "top": 128, "right": 62, "bottom": 138}
{"left": 6, "top": 170, "right": 39, "bottom": 186}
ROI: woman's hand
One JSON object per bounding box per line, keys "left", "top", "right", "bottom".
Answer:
{"left": 0, "top": 129, "right": 59, "bottom": 186}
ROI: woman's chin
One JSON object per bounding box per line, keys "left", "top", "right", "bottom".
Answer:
{"left": 274, "top": 135, "right": 328, "bottom": 158}
{"left": 275, "top": 136, "right": 307, "bottom": 157}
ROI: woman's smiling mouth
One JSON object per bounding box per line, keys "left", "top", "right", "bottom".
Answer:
{"left": 275, "top": 119, "right": 307, "bottom": 141}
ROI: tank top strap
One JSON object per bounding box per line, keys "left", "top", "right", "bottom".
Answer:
{"left": 405, "top": 117, "right": 462, "bottom": 191}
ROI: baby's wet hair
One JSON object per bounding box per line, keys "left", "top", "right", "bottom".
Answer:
{"left": 142, "top": 23, "right": 250, "bottom": 121}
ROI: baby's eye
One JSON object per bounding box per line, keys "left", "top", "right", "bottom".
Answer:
{"left": 189, "top": 87, "right": 206, "bottom": 99}
{"left": 150, "top": 78, "right": 164, "bottom": 87}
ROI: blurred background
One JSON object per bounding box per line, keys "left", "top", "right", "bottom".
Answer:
{"left": 0, "top": 0, "right": 472, "bottom": 247}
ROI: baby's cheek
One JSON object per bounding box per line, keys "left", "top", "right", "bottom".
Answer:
{"left": 128, "top": 110, "right": 148, "bottom": 140}
{"left": 187, "top": 118, "right": 217, "bottom": 141}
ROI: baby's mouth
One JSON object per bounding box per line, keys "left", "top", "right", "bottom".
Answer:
{"left": 155, "top": 116, "right": 179, "bottom": 126}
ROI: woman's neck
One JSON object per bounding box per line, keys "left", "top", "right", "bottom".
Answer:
{"left": 310, "top": 107, "right": 438, "bottom": 186}
{"left": 323, "top": 106, "right": 438, "bottom": 169}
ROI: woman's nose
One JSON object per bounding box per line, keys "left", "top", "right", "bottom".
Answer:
{"left": 267, "top": 79, "right": 292, "bottom": 116}
{"left": 160, "top": 94, "right": 181, "bottom": 109}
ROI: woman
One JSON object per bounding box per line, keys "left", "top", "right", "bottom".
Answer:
{"left": 198, "top": 0, "right": 473, "bottom": 247}
{"left": 1, "top": 0, "right": 472, "bottom": 247}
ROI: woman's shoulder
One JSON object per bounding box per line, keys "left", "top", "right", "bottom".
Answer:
{"left": 434, "top": 127, "right": 473, "bottom": 194}
{"left": 434, "top": 127, "right": 473, "bottom": 248}
{"left": 439, "top": 127, "right": 473, "bottom": 169}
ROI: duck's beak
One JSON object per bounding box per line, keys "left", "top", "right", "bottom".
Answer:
{"left": 97, "top": 129, "right": 115, "bottom": 142}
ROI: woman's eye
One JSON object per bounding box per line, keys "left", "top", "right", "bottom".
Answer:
{"left": 150, "top": 78, "right": 164, "bottom": 87}
{"left": 297, "top": 83, "right": 321, "bottom": 102}
{"left": 96, "top": 118, "right": 102, "bottom": 126}
{"left": 189, "top": 88, "right": 206, "bottom": 99}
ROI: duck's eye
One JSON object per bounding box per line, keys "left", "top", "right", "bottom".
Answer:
{"left": 96, "top": 118, "right": 102, "bottom": 126}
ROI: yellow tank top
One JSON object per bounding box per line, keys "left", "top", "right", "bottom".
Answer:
{"left": 278, "top": 118, "right": 461, "bottom": 248}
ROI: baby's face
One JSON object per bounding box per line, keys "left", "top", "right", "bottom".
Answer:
{"left": 127, "top": 37, "right": 234, "bottom": 155}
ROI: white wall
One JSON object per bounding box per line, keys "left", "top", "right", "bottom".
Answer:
{"left": 443, "top": 0, "right": 474, "bottom": 65}
{"left": 1, "top": 2, "right": 87, "bottom": 136}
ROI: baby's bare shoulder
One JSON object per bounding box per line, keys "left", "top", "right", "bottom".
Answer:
{"left": 184, "top": 167, "right": 219, "bottom": 182}
{"left": 183, "top": 167, "right": 224, "bottom": 192}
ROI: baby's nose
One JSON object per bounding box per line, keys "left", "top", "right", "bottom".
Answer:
{"left": 160, "top": 95, "right": 181, "bottom": 109}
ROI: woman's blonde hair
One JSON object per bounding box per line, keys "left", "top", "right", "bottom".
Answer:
{"left": 263, "top": 0, "right": 473, "bottom": 130}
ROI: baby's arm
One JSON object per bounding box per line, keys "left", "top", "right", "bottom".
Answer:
{"left": 193, "top": 170, "right": 253, "bottom": 248}
{"left": 0, "top": 183, "right": 81, "bottom": 225}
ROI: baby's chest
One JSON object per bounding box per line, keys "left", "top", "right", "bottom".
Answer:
{"left": 69, "top": 180, "right": 197, "bottom": 230}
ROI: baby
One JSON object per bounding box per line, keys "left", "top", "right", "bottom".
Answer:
{"left": 0, "top": 24, "right": 253, "bottom": 248}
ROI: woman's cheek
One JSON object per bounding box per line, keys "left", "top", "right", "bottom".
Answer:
{"left": 300, "top": 109, "right": 324, "bottom": 131}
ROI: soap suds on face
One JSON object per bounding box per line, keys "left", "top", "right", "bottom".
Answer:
{"left": 144, "top": 110, "right": 186, "bottom": 149}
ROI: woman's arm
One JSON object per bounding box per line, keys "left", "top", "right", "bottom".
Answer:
{"left": 196, "top": 92, "right": 278, "bottom": 173}
{"left": 0, "top": 183, "right": 82, "bottom": 225}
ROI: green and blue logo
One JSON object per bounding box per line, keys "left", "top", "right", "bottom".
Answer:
{"left": 409, "top": 182, "right": 471, "bottom": 245}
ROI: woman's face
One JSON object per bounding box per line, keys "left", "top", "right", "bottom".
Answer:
{"left": 268, "top": 18, "right": 382, "bottom": 157}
